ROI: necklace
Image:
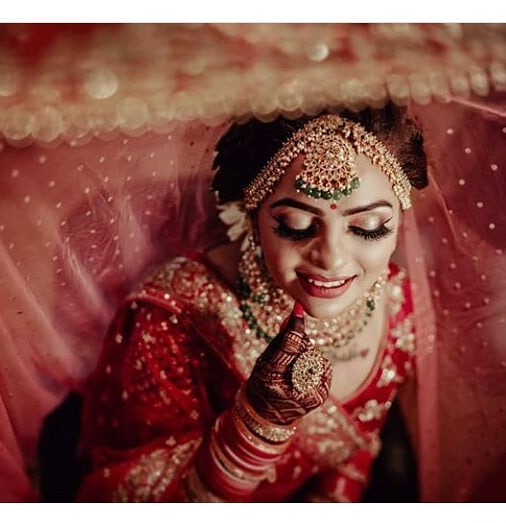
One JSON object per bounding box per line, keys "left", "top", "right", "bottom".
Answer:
{"left": 237, "top": 234, "right": 387, "bottom": 363}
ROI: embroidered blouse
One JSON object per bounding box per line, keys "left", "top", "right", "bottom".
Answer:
{"left": 77, "top": 253, "right": 415, "bottom": 502}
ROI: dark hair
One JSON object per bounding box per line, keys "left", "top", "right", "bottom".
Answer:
{"left": 212, "top": 103, "right": 427, "bottom": 204}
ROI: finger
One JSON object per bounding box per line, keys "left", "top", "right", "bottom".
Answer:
{"left": 260, "top": 327, "right": 306, "bottom": 371}
{"left": 283, "top": 302, "right": 306, "bottom": 334}
{"left": 293, "top": 302, "right": 304, "bottom": 318}
{"left": 280, "top": 329, "right": 307, "bottom": 356}
{"left": 259, "top": 303, "right": 307, "bottom": 368}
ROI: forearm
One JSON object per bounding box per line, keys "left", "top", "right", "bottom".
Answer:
{"left": 187, "top": 387, "right": 296, "bottom": 501}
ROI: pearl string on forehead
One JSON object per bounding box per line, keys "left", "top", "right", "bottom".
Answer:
{"left": 243, "top": 114, "right": 412, "bottom": 211}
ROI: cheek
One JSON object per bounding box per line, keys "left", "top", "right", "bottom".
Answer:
{"left": 262, "top": 240, "right": 292, "bottom": 274}
{"left": 260, "top": 236, "right": 301, "bottom": 285}
{"left": 257, "top": 215, "right": 299, "bottom": 280}
{"left": 356, "top": 235, "right": 397, "bottom": 270}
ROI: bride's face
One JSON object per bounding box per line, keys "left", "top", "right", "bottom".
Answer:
{"left": 256, "top": 153, "right": 401, "bottom": 320}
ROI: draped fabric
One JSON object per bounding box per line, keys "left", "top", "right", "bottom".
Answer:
{"left": 0, "top": 123, "right": 228, "bottom": 500}
{"left": 0, "top": 24, "right": 504, "bottom": 502}
{"left": 403, "top": 95, "right": 506, "bottom": 501}
{"left": 1, "top": 23, "right": 505, "bottom": 146}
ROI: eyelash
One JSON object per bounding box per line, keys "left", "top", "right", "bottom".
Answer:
{"left": 272, "top": 219, "right": 393, "bottom": 242}
{"left": 348, "top": 224, "right": 394, "bottom": 242}
{"left": 272, "top": 221, "right": 317, "bottom": 241}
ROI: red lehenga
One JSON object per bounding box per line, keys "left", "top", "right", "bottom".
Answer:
{"left": 77, "top": 255, "right": 415, "bottom": 502}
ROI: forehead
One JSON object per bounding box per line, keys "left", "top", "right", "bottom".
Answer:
{"left": 262, "top": 153, "right": 399, "bottom": 209}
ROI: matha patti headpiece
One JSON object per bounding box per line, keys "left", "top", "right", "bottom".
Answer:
{"left": 243, "top": 114, "right": 412, "bottom": 211}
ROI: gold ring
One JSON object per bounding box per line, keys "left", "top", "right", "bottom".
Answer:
{"left": 290, "top": 350, "right": 326, "bottom": 395}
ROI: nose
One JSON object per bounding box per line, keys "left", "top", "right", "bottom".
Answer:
{"left": 310, "top": 231, "right": 348, "bottom": 273}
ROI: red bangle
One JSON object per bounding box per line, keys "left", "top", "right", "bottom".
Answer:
{"left": 194, "top": 401, "right": 294, "bottom": 500}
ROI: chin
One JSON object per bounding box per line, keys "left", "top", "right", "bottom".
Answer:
{"left": 281, "top": 283, "right": 356, "bottom": 321}
{"left": 292, "top": 291, "right": 355, "bottom": 319}
{"left": 289, "top": 283, "right": 362, "bottom": 321}
{"left": 301, "top": 301, "right": 351, "bottom": 320}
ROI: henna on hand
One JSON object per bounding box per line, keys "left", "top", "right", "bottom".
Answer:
{"left": 246, "top": 306, "right": 332, "bottom": 426}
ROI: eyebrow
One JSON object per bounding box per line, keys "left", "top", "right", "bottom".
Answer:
{"left": 269, "top": 197, "right": 393, "bottom": 216}
{"left": 342, "top": 200, "right": 393, "bottom": 216}
{"left": 270, "top": 198, "right": 324, "bottom": 216}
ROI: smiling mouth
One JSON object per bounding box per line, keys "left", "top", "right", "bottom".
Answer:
{"left": 298, "top": 272, "right": 354, "bottom": 288}
{"left": 297, "top": 272, "right": 356, "bottom": 298}
{"left": 304, "top": 276, "right": 349, "bottom": 288}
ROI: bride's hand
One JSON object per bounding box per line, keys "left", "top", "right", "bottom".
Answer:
{"left": 245, "top": 303, "right": 332, "bottom": 426}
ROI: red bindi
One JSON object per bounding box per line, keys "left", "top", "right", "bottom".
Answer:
{"left": 330, "top": 203, "right": 338, "bottom": 210}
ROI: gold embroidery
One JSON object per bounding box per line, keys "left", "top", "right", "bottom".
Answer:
{"left": 112, "top": 438, "right": 201, "bottom": 502}
{"left": 328, "top": 476, "right": 353, "bottom": 502}
{"left": 377, "top": 354, "right": 400, "bottom": 388}
{"left": 337, "top": 462, "right": 368, "bottom": 483}
{"left": 141, "top": 257, "right": 263, "bottom": 376}
{"left": 388, "top": 269, "right": 407, "bottom": 316}
{"left": 392, "top": 316, "right": 415, "bottom": 353}
{"left": 353, "top": 399, "right": 393, "bottom": 423}
{"left": 141, "top": 332, "right": 156, "bottom": 345}
{"left": 296, "top": 402, "right": 381, "bottom": 468}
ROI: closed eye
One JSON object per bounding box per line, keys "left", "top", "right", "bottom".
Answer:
{"left": 272, "top": 218, "right": 318, "bottom": 241}
{"left": 349, "top": 224, "right": 394, "bottom": 241}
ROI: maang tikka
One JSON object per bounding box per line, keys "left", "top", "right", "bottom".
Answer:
{"left": 243, "top": 114, "right": 412, "bottom": 211}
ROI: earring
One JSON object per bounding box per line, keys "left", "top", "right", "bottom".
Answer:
{"left": 238, "top": 232, "right": 272, "bottom": 304}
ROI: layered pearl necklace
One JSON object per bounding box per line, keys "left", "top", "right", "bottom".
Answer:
{"left": 237, "top": 235, "right": 387, "bottom": 364}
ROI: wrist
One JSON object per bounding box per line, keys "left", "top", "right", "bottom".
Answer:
{"left": 235, "top": 385, "right": 298, "bottom": 444}
{"left": 192, "top": 389, "right": 295, "bottom": 501}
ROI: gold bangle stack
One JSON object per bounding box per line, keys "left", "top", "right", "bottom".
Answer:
{"left": 234, "top": 386, "right": 297, "bottom": 444}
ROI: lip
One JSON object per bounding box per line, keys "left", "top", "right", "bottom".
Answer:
{"left": 297, "top": 272, "right": 356, "bottom": 299}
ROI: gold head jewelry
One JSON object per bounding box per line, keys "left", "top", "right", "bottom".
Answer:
{"left": 237, "top": 233, "right": 388, "bottom": 364}
{"left": 243, "top": 114, "right": 412, "bottom": 211}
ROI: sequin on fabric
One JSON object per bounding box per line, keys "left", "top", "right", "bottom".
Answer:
{"left": 297, "top": 401, "right": 381, "bottom": 466}
{"left": 112, "top": 439, "right": 201, "bottom": 502}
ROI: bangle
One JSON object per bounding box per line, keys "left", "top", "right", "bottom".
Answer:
{"left": 234, "top": 386, "right": 297, "bottom": 444}
{"left": 230, "top": 408, "right": 291, "bottom": 457}
{"left": 209, "top": 425, "right": 268, "bottom": 484}
{"left": 183, "top": 466, "right": 224, "bottom": 503}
